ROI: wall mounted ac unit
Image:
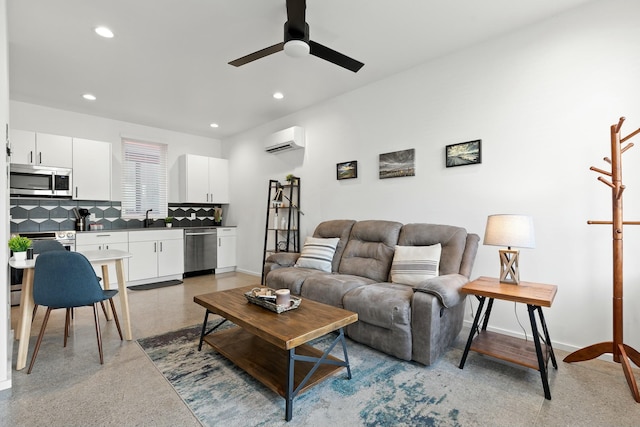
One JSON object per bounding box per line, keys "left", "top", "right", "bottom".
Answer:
{"left": 265, "top": 126, "right": 305, "bottom": 153}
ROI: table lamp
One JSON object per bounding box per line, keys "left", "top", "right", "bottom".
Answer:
{"left": 483, "top": 214, "right": 535, "bottom": 285}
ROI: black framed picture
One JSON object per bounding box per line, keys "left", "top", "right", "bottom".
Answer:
{"left": 445, "top": 139, "right": 482, "bottom": 168}
{"left": 337, "top": 161, "right": 358, "bottom": 180}
{"left": 379, "top": 149, "right": 415, "bottom": 179}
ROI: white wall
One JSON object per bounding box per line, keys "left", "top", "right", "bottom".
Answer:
{"left": 223, "top": 0, "right": 640, "bottom": 356}
{"left": 9, "top": 101, "right": 221, "bottom": 202}
{"left": 0, "top": 0, "right": 11, "bottom": 390}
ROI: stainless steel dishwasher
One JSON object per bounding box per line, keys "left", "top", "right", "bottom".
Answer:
{"left": 184, "top": 227, "right": 217, "bottom": 274}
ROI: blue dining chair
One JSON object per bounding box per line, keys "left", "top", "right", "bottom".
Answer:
{"left": 30, "top": 241, "right": 106, "bottom": 322}
{"left": 31, "top": 239, "right": 66, "bottom": 253}
{"left": 27, "top": 251, "right": 123, "bottom": 374}
{"left": 30, "top": 240, "right": 66, "bottom": 321}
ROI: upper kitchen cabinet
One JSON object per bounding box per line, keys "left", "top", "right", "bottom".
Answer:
{"left": 179, "top": 154, "right": 229, "bottom": 204}
{"left": 10, "top": 129, "right": 72, "bottom": 168}
{"left": 72, "top": 138, "right": 112, "bottom": 201}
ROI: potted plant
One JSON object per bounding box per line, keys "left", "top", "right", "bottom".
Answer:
{"left": 8, "top": 235, "right": 32, "bottom": 261}
{"left": 164, "top": 217, "right": 174, "bottom": 228}
{"left": 285, "top": 174, "right": 299, "bottom": 186}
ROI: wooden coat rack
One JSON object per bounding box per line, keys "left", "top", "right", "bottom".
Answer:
{"left": 563, "top": 116, "right": 640, "bottom": 402}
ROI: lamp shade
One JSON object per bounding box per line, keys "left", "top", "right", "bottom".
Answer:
{"left": 483, "top": 214, "right": 535, "bottom": 249}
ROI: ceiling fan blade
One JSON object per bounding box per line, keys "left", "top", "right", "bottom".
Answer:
{"left": 309, "top": 40, "right": 364, "bottom": 73}
{"left": 286, "top": 0, "right": 306, "bottom": 36}
{"left": 228, "top": 42, "right": 284, "bottom": 67}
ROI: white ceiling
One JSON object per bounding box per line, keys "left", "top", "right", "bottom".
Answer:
{"left": 7, "top": 0, "right": 595, "bottom": 139}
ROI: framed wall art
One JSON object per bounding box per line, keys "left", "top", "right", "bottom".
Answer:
{"left": 337, "top": 161, "right": 358, "bottom": 180}
{"left": 445, "top": 139, "right": 482, "bottom": 168}
{"left": 379, "top": 148, "right": 415, "bottom": 179}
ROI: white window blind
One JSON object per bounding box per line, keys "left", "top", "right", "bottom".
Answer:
{"left": 121, "top": 138, "right": 168, "bottom": 219}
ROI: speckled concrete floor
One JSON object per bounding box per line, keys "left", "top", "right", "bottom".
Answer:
{"left": 0, "top": 271, "right": 257, "bottom": 427}
{"left": 1, "top": 271, "right": 639, "bottom": 427}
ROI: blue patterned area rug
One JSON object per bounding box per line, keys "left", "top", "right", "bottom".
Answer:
{"left": 137, "top": 322, "right": 545, "bottom": 427}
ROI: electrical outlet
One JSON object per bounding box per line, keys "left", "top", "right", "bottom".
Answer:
{"left": 89, "top": 213, "right": 96, "bottom": 221}
{"left": 190, "top": 212, "right": 196, "bottom": 219}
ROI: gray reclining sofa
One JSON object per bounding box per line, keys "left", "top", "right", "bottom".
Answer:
{"left": 264, "top": 219, "right": 479, "bottom": 365}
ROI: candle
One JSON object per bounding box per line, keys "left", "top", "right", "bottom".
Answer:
{"left": 275, "top": 289, "right": 290, "bottom": 307}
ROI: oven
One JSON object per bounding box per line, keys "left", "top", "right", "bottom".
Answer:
{"left": 10, "top": 230, "right": 76, "bottom": 305}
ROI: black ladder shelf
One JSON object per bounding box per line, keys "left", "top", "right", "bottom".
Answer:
{"left": 261, "top": 177, "right": 301, "bottom": 284}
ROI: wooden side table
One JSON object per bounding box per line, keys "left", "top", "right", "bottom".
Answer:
{"left": 458, "top": 276, "right": 558, "bottom": 399}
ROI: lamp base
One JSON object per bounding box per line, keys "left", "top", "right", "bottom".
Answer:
{"left": 498, "top": 248, "right": 520, "bottom": 284}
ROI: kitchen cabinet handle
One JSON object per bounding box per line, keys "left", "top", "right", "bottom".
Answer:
{"left": 75, "top": 186, "right": 78, "bottom": 198}
{"left": 39, "top": 152, "right": 42, "bottom": 164}
{"left": 206, "top": 193, "right": 209, "bottom": 202}
{"left": 29, "top": 151, "right": 33, "bottom": 164}
{"left": 160, "top": 242, "right": 163, "bottom": 252}
{"left": 154, "top": 242, "right": 157, "bottom": 253}
{"left": 96, "top": 234, "right": 111, "bottom": 237}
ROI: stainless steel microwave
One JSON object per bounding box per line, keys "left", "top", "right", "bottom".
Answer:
{"left": 9, "top": 164, "right": 73, "bottom": 197}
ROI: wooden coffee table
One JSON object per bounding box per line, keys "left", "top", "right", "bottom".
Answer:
{"left": 194, "top": 286, "right": 358, "bottom": 421}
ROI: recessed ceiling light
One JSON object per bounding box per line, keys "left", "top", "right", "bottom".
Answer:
{"left": 273, "top": 92, "right": 284, "bottom": 100}
{"left": 209, "top": 123, "right": 219, "bottom": 128}
{"left": 82, "top": 93, "right": 97, "bottom": 101}
{"left": 95, "top": 26, "right": 114, "bottom": 38}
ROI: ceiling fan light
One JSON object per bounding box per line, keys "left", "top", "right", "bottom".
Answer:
{"left": 284, "top": 40, "right": 309, "bottom": 58}
{"left": 94, "top": 26, "right": 114, "bottom": 38}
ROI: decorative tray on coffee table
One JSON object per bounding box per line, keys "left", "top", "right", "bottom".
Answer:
{"left": 244, "top": 287, "right": 301, "bottom": 314}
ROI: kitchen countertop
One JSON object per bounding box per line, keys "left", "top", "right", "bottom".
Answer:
{"left": 75, "top": 225, "right": 236, "bottom": 234}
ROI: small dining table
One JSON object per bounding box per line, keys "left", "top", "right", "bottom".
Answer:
{"left": 9, "top": 249, "right": 133, "bottom": 371}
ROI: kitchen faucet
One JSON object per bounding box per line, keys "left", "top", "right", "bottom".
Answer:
{"left": 145, "top": 209, "right": 153, "bottom": 228}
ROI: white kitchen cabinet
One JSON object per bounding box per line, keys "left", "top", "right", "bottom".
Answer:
{"left": 76, "top": 231, "right": 129, "bottom": 282}
{"left": 208, "top": 157, "right": 229, "bottom": 203}
{"left": 9, "top": 129, "right": 72, "bottom": 168}
{"left": 216, "top": 227, "right": 236, "bottom": 273}
{"left": 179, "top": 154, "right": 229, "bottom": 203}
{"left": 72, "top": 138, "right": 112, "bottom": 201}
{"left": 158, "top": 237, "right": 184, "bottom": 277}
{"left": 9, "top": 129, "right": 35, "bottom": 165}
{"left": 128, "top": 229, "right": 184, "bottom": 283}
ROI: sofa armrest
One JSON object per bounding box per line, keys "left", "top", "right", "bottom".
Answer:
{"left": 265, "top": 252, "right": 301, "bottom": 268}
{"left": 412, "top": 274, "right": 469, "bottom": 308}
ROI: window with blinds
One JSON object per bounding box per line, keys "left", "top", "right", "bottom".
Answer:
{"left": 121, "top": 138, "right": 168, "bottom": 219}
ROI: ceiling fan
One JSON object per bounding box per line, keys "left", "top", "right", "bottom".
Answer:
{"left": 228, "top": 0, "right": 364, "bottom": 73}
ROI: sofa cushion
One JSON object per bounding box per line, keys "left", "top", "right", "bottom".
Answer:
{"left": 390, "top": 244, "right": 441, "bottom": 286}
{"left": 397, "top": 224, "right": 467, "bottom": 275}
{"left": 300, "top": 274, "right": 375, "bottom": 308}
{"left": 338, "top": 220, "right": 403, "bottom": 282}
{"left": 265, "top": 267, "right": 327, "bottom": 295}
{"left": 294, "top": 237, "right": 340, "bottom": 272}
{"left": 343, "top": 283, "right": 413, "bottom": 329}
{"left": 313, "top": 220, "right": 356, "bottom": 272}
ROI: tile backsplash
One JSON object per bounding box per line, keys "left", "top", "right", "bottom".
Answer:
{"left": 10, "top": 198, "right": 224, "bottom": 233}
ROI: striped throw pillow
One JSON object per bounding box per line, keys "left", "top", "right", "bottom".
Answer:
{"left": 390, "top": 244, "right": 442, "bottom": 286}
{"left": 294, "top": 237, "right": 340, "bottom": 272}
